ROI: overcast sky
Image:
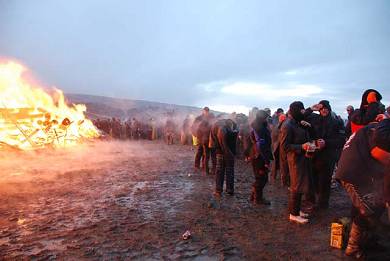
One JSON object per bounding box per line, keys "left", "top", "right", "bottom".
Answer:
{"left": 0, "top": 0, "right": 389, "bottom": 115}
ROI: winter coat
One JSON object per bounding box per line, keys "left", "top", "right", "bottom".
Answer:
{"left": 280, "top": 119, "right": 312, "bottom": 194}
{"left": 243, "top": 123, "right": 273, "bottom": 164}
{"left": 305, "top": 109, "right": 346, "bottom": 163}
{"left": 209, "top": 120, "right": 237, "bottom": 157}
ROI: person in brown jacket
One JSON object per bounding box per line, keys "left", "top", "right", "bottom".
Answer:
{"left": 280, "top": 101, "right": 314, "bottom": 224}
{"left": 209, "top": 119, "right": 238, "bottom": 196}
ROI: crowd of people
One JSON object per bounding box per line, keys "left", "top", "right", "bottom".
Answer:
{"left": 90, "top": 89, "right": 389, "bottom": 259}
{"left": 188, "top": 89, "right": 389, "bottom": 259}
{"left": 92, "top": 116, "right": 181, "bottom": 144}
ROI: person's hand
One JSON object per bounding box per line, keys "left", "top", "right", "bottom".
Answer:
{"left": 302, "top": 142, "right": 311, "bottom": 151}
{"left": 317, "top": 139, "right": 326, "bottom": 149}
{"left": 376, "top": 114, "right": 386, "bottom": 122}
{"left": 311, "top": 104, "right": 323, "bottom": 111}
{"left": 300, "top": 120, "right": 311, "bottom": 128}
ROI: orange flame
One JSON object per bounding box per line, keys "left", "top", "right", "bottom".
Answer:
{"left": 0, "top": 59, "right": 99, "bottom": 150}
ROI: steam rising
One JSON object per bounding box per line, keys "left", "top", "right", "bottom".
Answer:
{"left": 0, "top": 141, "right": 161, "bottom": 183}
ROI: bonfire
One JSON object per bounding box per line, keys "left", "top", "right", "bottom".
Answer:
{"left": 0, "top": 60, "right": 99, "bottom": 150}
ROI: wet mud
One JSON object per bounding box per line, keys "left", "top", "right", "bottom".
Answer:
{"left": 0, "top": 141, "right": 389, "bottom": 260}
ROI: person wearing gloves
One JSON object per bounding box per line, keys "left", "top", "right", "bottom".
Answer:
{"left": 336, "top": 118, "right": 390, "bottom": 259}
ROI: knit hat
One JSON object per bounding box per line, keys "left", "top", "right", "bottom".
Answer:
{"left": 319, "top": 100, "right": 332, "bottom": 111}
{"left": 289, "top": 101, "right": 305, "bottom": 122}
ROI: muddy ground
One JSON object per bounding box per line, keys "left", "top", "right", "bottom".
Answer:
{"left": 0, "top": 141, "right": 389, "bottom": 260}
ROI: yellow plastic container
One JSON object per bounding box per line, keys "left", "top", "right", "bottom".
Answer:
{"left": 330, "top": 222, "right": 344, "bottom": 249}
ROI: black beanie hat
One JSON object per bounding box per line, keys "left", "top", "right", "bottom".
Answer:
{"left": 289, "top": 101, "right": 305, "bottom": 122}
{"left": 374, "top": 119, "right": 390, "bottom": 153}
{"left": 319, "top": 100, "right": 332, "bottom": 111}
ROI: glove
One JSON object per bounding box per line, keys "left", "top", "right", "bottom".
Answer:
{"left": 300, "top": 120, "right": 311, "bottom": 128}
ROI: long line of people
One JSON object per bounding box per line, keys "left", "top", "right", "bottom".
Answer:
{"left": 189, "top": 89, "right": 389, "bottom": 259}
{"left": 90, "top": 89, "right": 389, "bottom": 259}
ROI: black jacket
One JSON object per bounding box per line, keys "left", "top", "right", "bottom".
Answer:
{"left": 305, "top": 109, "right": 346, "bottom": 161}
{"left": 336, "top": 123, "right": 386, "bottom": 188}
{"left": 209, "top": 119, "right": 237, "bottom": 156}
{"left": 243, "top": 123, "right": 273, "bottom": 164}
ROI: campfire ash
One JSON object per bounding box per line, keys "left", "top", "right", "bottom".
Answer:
{"left": 0, "top": 60, "right": 99, "bottom": 150}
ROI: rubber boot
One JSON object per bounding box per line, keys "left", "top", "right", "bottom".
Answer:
{"left": 345, "top": 222, "right": 365, "bottom": 259}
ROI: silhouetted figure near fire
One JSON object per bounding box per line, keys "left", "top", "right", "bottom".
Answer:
{"left": 210, "top": 119, "right": 238, "bottom": 197}
{"left": 181, "top": 115, "right": 193, "bottom": 145}
{"left": 165, "top": 118, "right": 177, "bottom": 145}
{"left": 192, "top": 107, "right": 214, "bottom": 174}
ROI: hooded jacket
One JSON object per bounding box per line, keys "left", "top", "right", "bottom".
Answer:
{"left": 351, "top": 89, "right": 384, "bottom": 133}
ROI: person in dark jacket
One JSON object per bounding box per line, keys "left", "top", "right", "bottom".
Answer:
{"left": 345, "top": 105, "right": 354, "bottom": 138}
{"left": 280, "top": 101, "right": 314, "bottom": 224}
{"left": 243, "top": 110, "right": 273, "bottom": 205}
{"left": 271, "top": 113, "right": 287, "bottom": 185}
{"left": 305, "top": 100, "right": 346, "bottom": 209}
{"left": 209, "top": 119, "right": 238, "bottom": 197}
{"left": 336, "top": 119, "right": 390, "bottom": 259}
{"left": 350, "top": 89, "right": 385, "bottom": 133}
{"left": 192, "top": 107, "right": 215, "bottom": 174}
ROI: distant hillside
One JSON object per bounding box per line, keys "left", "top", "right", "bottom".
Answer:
{"left": 66, "top": 93, "right": 206, "bottom": 124}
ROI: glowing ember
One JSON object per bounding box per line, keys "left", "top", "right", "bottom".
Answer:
{"left": 0, "top": 59, "right": 99, "bottom": 150}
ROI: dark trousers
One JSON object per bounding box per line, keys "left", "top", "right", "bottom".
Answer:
{"left": 195, "top": 145, "right": 216, "bottom": 174}
{"left": 311, "top": 159, "right": 336, "bottom": 208}
{"left": 288, "top": 191, "right": 303, "bottom": 216}
{"left": 194, "top": 145, "right": 203, "bottom": 168}
{"left": 251, "top": 157, "right": 268, "bottom": 201}
{"left": 271, "top": 150, "right": 279, "bottom": 180}
{"left": 215, "top": 153, "right": 235, "bottom": 194}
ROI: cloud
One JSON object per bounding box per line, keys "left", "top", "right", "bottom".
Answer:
{"left": 202, "top": 81, "right": 323, "bottom": 100}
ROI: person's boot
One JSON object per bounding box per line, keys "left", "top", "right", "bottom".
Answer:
{"left": 256, "top": 198, "right": 271, "bottom": 205}
{"left": 345, "top": 223, "right": 365, "bottom": 259}
{"left": 253, "top": 188, "right": 271, "bottom": 205}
